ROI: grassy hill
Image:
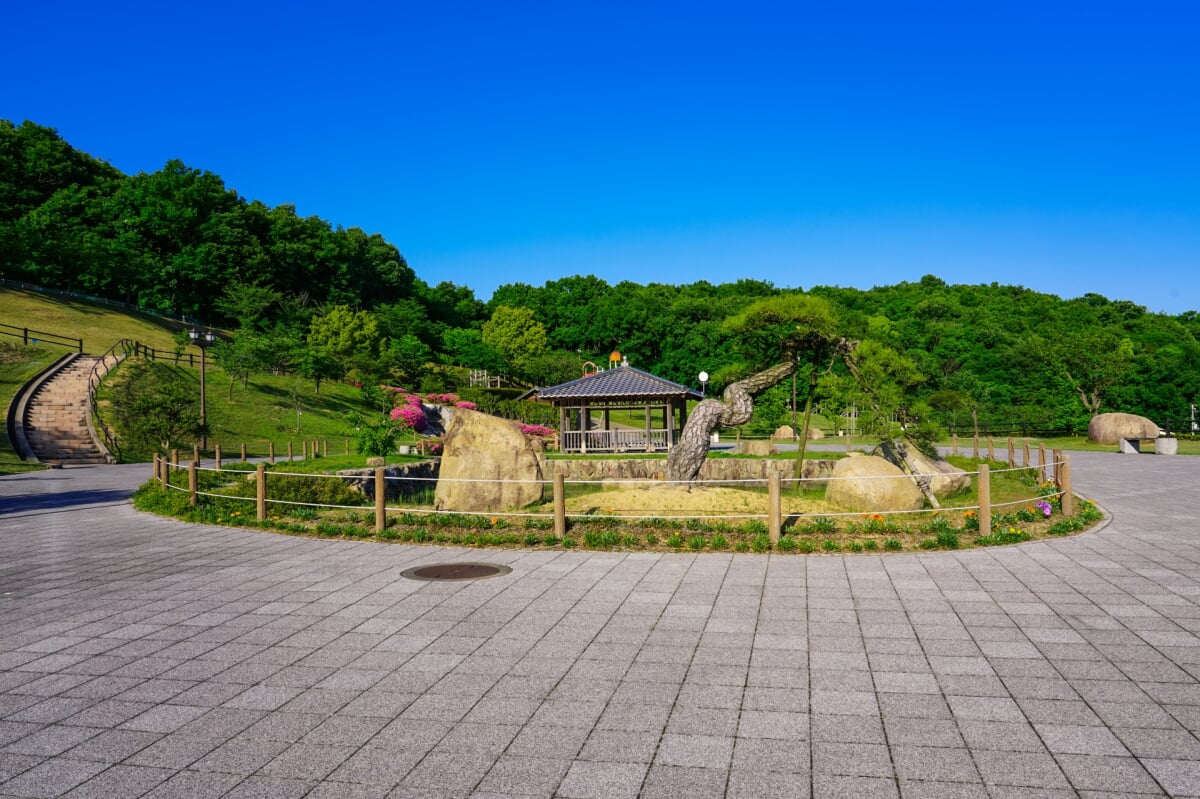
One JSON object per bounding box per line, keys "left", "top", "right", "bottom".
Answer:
{"left": 0, "top": 287, "right": 376, "bottom": 470}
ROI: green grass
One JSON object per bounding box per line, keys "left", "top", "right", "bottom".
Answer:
{"left": 0, "top": 343, "right": 59, "bottom": 474}
{"left": 0, "top": 287, "right": 190, "bottom": 354}
{"left": 96, "top": 360, "right": 382, "bottom": 462}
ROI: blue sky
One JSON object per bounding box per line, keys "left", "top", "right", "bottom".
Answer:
{"left": 4, "top": 1, "right": 1198, "bottom": 313}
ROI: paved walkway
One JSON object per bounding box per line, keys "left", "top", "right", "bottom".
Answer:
{"left": 2, "top": 454, "right": 1200, "bottom": 798}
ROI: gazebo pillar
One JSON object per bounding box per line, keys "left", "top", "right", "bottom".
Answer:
{"left": 558, "top": 405, "right": 568, "bottom": 451}
{"left": 644, "top": 404, "right": 653, "bottom": 452}
{"left": 581, "top": 405, "right": 589, "bottom": 453}
{"left": 666, "top": 400, "right": 675, "bottom": 449}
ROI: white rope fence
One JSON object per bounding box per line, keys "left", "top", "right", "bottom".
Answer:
{"left": 152, "top": 449, "right": 1076, "bottom": 545}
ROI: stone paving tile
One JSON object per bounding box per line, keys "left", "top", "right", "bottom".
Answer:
{"left": 556, "top": 760, "right": 648, "bottom": 799}
{"left": 60, "top": 764, "right": 173, "bottom": 798}
{"left": 6, "top": 455, "right": 1200, "bottom": 797}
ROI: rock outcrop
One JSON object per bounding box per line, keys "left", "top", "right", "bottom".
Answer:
{"left": 826, "top": 454, "right": 924, "bottom": 512}
{"left": 1088, "top": 413, "right": 1159, "bottom": 445}
{"left": 434, "top": 408, "right": 544, "bottom": 512}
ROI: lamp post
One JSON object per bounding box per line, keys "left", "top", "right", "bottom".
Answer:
{"left": 189, "top": 329, "right": 216, "bottom": 451}
{"left": 698, "top": 371, "right": 708, "bottom": 398}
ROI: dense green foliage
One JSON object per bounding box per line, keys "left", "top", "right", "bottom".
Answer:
{"left": 5, "top": 120, "right": 1199, "bottom": 436}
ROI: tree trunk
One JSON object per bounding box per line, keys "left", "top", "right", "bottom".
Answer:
{"left": 794, "top": 365, "right": 818, "bottom": 481}
{"left": 876, "top": 438, "right": 941, "bottom": 509}
{"left": 666, "top": 358, "right": 797, "bottom": 484}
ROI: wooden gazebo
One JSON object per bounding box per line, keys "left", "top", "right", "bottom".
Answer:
{"left": 525, "top": 361, "right": 704, "bottom": 453}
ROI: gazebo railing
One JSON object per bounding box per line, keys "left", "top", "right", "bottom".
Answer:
{"left": 562, "top": 428, "right": 670, "bottom": 452}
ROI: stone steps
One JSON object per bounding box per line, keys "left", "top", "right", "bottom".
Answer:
{"left": 22, "top": 355, "right": 111, "bottom": 464}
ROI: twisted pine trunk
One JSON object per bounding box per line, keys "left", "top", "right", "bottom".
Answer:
{"left": 666, "top": 359, "right": 798, "bottom": 484}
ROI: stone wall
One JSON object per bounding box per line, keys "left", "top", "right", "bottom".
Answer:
{"left": 337, "top": 461, "right": 439, "bottom": 501}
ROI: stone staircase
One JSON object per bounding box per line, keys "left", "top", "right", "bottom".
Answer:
{"left": 21, "top": 355, "right": 112, "bottom": 465}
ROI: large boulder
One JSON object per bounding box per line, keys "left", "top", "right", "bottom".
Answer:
{"left": 772, "top": 425, "right": 795, "bottom": 440}
{"left": 434, "top": 408, "right": 544, "bottom": 512}
{"left": 738, "top": 440, "right": 776, "bottom": 456}
{"left": 826, "top": 455, "right": 924, "bottom": 513}
{"left": 1088, "top": 412, "right": 1159, "bottom": 445}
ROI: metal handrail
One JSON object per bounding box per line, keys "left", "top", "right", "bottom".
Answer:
{"left": 86, "top": 339, "right": 137, "bottom": 462}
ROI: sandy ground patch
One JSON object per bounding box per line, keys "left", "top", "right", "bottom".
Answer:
{"left": 562, "top": 484, "right": 837, "bottom": 518}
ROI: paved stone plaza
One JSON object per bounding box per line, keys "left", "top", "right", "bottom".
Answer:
{"left": 2, "top": 453, "right": 1200, "bottom": 797}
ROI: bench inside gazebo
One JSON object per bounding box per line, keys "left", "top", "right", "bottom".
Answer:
{"left": 524, "top": 360, "right": 705, "bottom": 454}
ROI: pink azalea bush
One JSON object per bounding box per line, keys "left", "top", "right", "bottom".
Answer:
{"left": 388, "top": 392, "right": 427, "bottom": 432}
{"left": 520, "top": 424, "right": 556, "bottom": 438}
{"left": 425, "top": 393, "right": 459, "bottom": 405}
{"left": 456, "top": 401, "right": 477, "bottom": 410}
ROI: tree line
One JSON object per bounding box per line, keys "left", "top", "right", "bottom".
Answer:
{"left": 4, "top": 118, "right": 1199, "bottom": 436}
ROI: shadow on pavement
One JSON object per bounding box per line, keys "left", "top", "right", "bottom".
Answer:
{"left": 0, "top": 488, "right": 132, "bottom": 516}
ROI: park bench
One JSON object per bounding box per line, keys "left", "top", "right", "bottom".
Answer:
{"left": 1120, "top": 437, "right": 1177, "bottom": 455}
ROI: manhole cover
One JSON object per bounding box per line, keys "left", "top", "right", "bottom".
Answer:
{"left": 401, "top": 563, "right": 512, "bottom": 581}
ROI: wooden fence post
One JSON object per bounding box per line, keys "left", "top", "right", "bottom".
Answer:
{"left": 1022, "top": 441, "right": 1030, "bottom": 468}
{"left": 171, "top": 449, "right": 179, "bottom": 470}
{"left": 1055, "top": 450, "right": 1073, "bottom": 516}
{"left": 256, "top": 463, "right": 267, "bottom": 521}
{"left": 193, "top": 444, "right": 200, "bottom": 464}
{"left": 987, "top": 436, "right": 995, "bottom": 462}
{"left": 188, "top": 460, "right": 198, "bottom": 506}
{"left": 1038, "top": 444, "right": 1047, "bottom": 483}
{"left": 287, "top": 441, "right": 293, "bottom": 462}
{"left": 553, "top": 474, "right": 566, "bottom": 538}
{"left": 1007, "top": 438, "right": 1015, "bottom": 467}
{"left": 240, "top": 443, "right": 247, "bottom": 462}
{"left": 322, "top": 439, "right": 328, "bottom": 458}
{"left": 952, "top": 434, "right": 958, "bottom": 457}
{"left": 978, "top": 464, "right": 991, "bottom": 537}
{"left": 375, "top": 467, "right": 386, "bottom": 533}
{"left": 269, "top": 441, "right": 275, "bottom": 464}
{"left": 214, "top": 444, "right": 222, "bottom": 471}
{"left": 973, "top": 435, "right": 979, "bottom": 459}
{"left": 768, "top": 471, "right": 781, "bottom": 546}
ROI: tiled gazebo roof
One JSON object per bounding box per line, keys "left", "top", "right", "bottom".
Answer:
{"left": 529, "top": 365, "right": 704, "bottom": 403}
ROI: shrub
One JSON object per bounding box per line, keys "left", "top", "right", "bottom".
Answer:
{"left": 798, "top": 516, "right": 837, "bottom": 535}
{"left": 935, "top": 530, "right": 960, "bottom": 549}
